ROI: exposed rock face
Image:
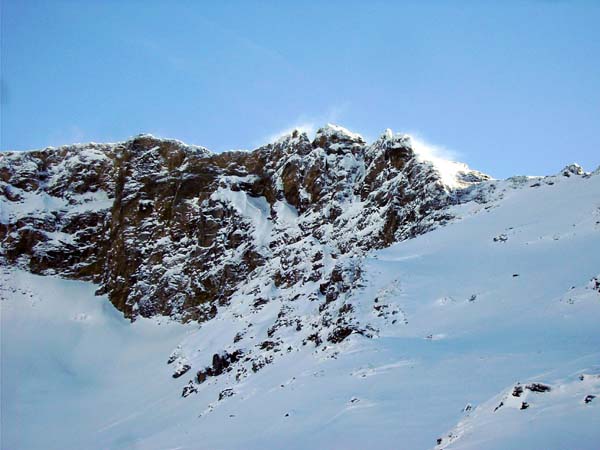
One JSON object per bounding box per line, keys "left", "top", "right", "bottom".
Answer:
{"left": 0, "top": 125, "right": 489, "bottom": 324}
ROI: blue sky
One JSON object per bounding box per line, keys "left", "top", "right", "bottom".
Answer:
{"left": 2, "top": 0, "right": 599, "bottom": 177}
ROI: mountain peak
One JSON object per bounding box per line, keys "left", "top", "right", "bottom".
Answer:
{"left": 313, "top": 123, "right": 365, "bottom": 150}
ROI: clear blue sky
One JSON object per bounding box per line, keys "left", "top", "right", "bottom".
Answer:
{"left": 2, "top": 0, "right": 599, "bottom": 177}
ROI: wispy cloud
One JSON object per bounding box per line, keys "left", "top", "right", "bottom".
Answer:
{"left": 263, "top": 122, "right": 317, "bottom": 144}
{"left": 404, "top": 131, "right": 462, "bottom": 162}
{"left": 256, "top": 104, "right": 350, "bottom": 146}
{"left": 405, "top": 133, "right": 470, "bottom": 188}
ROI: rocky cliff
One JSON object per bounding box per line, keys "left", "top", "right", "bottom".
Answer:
{"left": 0, "top": 124, "right": 488, "bottom": 327}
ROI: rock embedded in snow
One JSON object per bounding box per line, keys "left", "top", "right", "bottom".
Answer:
{"left": 172, "top": 364, "right": 191, "bottom": 379}
{"left": 561, "top": 163, "right": 585, "bottom": 177}
{"left": 181, "top": 381, "right": 198, "bottom": 398}
{"left": 512, "top": 385, "right": 524, "bottom": 397}
{"left": 526, "top": 383, "right": 551, "bottom": 393}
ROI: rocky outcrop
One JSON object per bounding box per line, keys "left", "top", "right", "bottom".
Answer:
{"left": 0, "top": 125, "right": 489, "bottom": 323}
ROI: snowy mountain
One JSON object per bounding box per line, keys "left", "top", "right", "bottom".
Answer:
{"left": 1, "top": 126, "right": 599, "bottom": 449}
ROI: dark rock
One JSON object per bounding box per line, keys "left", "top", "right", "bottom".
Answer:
{"left": 591, "top": 277, "right": 600, "bottom": 293}
{"left": 512, "top": 385, "right": 523, "bottom": 397}
{"left": 327, "top": 326, "right": 354, "bottom": 344}
{"left": 196, "top": 350, "right": 243, "bottom": 383}
{"left": 219, "top": 388, "right": 235, "bottom": 401}
{"left": 172, "top": 364, "right": 191, "bottom": 379}
{"left": 181, "top": 381, "right": 198, "bottom": 398}
{"left": 260, "top": 340, "right": 278, "bottom": 351}
{"left": 252, "top": 298, "right": 269, "bottom": 309}
{"left": 306, "top": 333, "right": 323, "bottom": 347}
{"left": 561, "top": 164, "right": 584, "bottom": 177}
{"left": 526, "top": 383, "right": 551, "bottom": 393}
{"left": 196, "top": 371, "right": 207, "bottom": 384}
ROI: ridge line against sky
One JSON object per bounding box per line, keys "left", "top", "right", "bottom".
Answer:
{"left": 1, "top": 0, "right": 599, "bottom": 178}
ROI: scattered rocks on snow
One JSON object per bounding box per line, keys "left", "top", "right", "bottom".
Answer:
{"left": 251, "top": 355, "right": 273, "bottom": 373}
{"left": 579, "top": 374, "right": 600, "bottom": 382}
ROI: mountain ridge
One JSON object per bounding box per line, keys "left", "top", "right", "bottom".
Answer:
{"left": 0, "top": 125, "right": 489, "bottom": 323}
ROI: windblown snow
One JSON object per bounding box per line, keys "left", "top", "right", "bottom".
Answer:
{"left": 1, "top": 135, "right": 600, "bottom": 449}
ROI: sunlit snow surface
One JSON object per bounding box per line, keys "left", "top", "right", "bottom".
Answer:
{"left": 2, "top": 171, "right": 600, "bottom": 449}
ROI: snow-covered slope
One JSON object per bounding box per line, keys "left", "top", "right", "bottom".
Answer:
{"left": 2, "top": 152, "right": 599, "bottom": 449}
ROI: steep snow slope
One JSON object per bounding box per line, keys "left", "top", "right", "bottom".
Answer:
{"left": 2, "top": 166, "right": 599, "bottom": 449}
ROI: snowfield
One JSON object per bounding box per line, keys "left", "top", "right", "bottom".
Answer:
{"left": 2, "top": 166, "right": 600, "bottom": 449}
